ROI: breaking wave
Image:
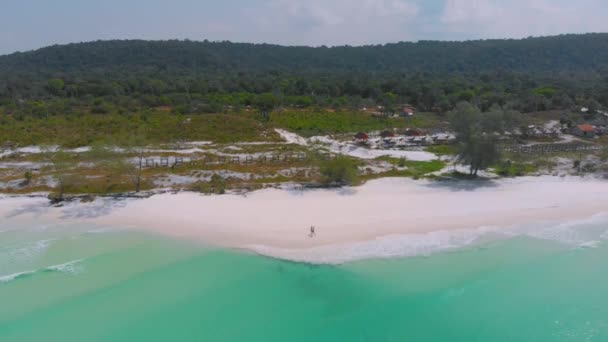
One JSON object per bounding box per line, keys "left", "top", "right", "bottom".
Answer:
{"left": 44, "top": 259, "right": 85, "bottom": 275}
{"left": 0, "top": 271, "right": 37, "bottom": 284}
{"left": 0, "top": 259, "right": 85, "bottom": 285}
{"left": 249, "top": 213, "right": 608, "bottom": 264}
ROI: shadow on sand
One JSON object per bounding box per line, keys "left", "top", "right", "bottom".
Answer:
{"left": 285, "top": 184, "right": 358, "bottom": 197}
{"left": 4, "top": 201, "right": 51, "bottom": 219}
{"left": 58, "top": 198, "right": 130, "bottom": 219}
{"left": 423, "top": 178, "right": 500, "bottom": 192}
{"left": 4, "top": 197, "right": 131, "bottom": 221}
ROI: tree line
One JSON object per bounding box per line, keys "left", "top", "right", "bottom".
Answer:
{"left": 0, "top": 34, "right": 607, "bottom": 118}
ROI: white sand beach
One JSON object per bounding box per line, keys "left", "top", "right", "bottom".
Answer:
{"left": 2, "top": 176, "right": 608, "bottom": 262}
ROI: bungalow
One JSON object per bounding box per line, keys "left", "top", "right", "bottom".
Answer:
{"left": 403, "top": 128, "right": 425, "bottom": 137}
{"left": 401, "top": 106, "right": 416, "bottom": 117}
{"left": 380, "top": 130, "right": 395, "bottom": 139}
{"left": 354, "top": 132, "right": 369, "bottom": 143}
{"left": 571, "top": 124, "right": 596, "bottom": 138}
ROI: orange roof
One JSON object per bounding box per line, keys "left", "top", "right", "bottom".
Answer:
{"left": 578, "top": 124, "right": 595, "bottom": 132}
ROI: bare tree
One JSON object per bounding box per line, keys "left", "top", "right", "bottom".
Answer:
{"left": 41, "top": 147, "right": 80, "bottom": 203}
{"left": 86, "top": 129, "right": 148, "bottom": 193}
{"left": 117, "top": 129, "right": 148, "bottom": 193}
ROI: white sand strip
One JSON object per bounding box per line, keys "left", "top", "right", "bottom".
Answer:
{"left": 2, "top": 176, "right": 608, "bottom": 263}
{"left": 275, "top": 129, "right": 437, "bottom": 161}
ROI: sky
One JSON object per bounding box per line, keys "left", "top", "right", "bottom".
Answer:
{"left": 0, "top": 0, "right": 607, "bottom": 55}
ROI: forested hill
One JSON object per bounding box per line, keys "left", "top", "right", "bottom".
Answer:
{"left": 2, "top": 33, "right": 608, "bottom": 76}
{"left": 1, "top": 34, "right": 608, "bottom": 116}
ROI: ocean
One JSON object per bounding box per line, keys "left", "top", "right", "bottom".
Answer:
{"left": 1, "top": 218, "right": 608, "bottom": 341}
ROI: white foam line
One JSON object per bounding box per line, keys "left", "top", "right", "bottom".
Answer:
{"left": 249, "top": 215, "right": 608, "bottom": 264}
{"left": 248, "top": 228, "right": 493, "bottom": 264}
{"left": 0, "top": 258, "right": 85, "bottom": 285}
{"left": 0, "top": 270, "right": 36, "bottom": 283}
{"left": 45, "top": 259, "right": 84, "bottom": 274}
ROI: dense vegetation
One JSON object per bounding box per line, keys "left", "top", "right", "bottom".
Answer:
{"left": 0, "top": 112, "right": 278, "bottom": 147}
{"left": 1, "top": 34, "right": 607, "bottom": 121}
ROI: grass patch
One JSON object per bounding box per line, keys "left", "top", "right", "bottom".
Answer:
{"left": 376, "top": 156, "right": 445, "bottom": 173}
{"left": 426, "top": 145, "right": 458, "bottom": 156}
{"left": 0, "top": 112, "right": 279, "bottom": 148}
{"left": 270, "top": 110, "right": 444, "bottom": 137}
{"left": 371, "top": 157, "right": 446, "bottom": 179}
{"left": 493, "top": 161, "right": 539, "bottom": 177}
{"left": 319, "top": 156, "right": 360, "bottom": 186}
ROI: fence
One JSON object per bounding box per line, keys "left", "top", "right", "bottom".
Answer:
{"left": 502, "top": 143, "right": 605, "bottom": 154}
{"left": 142, "top": 152, "right": 336, "bottom": 169}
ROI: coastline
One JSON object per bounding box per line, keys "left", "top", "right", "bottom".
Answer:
{"left": 2, "top": 176, "right": 608, "bottom": 263}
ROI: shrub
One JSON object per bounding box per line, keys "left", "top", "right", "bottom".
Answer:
{"left": 426, "top": 145, "right": 458, "bottom": 156}
{"left": 319, "top": 156, "right": 359, "bottom": 186}
{"left": 193, "top": 174, "right": 227, "bottom": 194}
{"left": 23, "top": 171, "right": 33, "bottom": 185}
{"left": 495, "top": 160, "right": 538, "bottom": 177}
{"left": 582, "top": 163, "right": 597, "bottom": 173}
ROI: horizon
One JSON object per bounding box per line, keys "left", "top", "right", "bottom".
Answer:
{"left": 1, "top": 0, "right": 607, "bottom": 55}
{"left": 2, "top": 32, "right": 606, "bottom": 57}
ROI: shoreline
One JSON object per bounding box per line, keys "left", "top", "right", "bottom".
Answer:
{"left": 2, "top": 176, "right": 608, "bottom": 263}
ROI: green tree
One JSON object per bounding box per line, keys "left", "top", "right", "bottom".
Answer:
{"left": 23, "top": 171, "right": 33, "bottom": 186}
{"left": 47, "top": 79, "right": 65, "bottom": 96}
{"left": 319, "top": 156, "right": 359, "bottom": 186}
{"left": 379, "top": 92, "right": 397, "bottom": 116}
{"left": 449, "top": 102, "right": 502, "bottom": 176}
{"left": 92, "top": 129, "right": 150, "bottom": 193}
{"left": 41, "top": 147, "right": 81, "bottom": 203}
{"left": 254, "top": 93, "right": 278, "bottom": 121}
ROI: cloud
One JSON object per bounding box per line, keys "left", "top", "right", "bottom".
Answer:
{"left": 244, "top": 0, "right": 421, "bottom": 45}
{"left": 440, "top": 0, "right": 608, "bottom": 39}
{"left": 1, "top": 0, "right": 607, "bottom": 55}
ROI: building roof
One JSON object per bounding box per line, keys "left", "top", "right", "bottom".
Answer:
{"left": 381, "top": 130, "right": 395, "bottom": 138}
{"left": 578, "top": 124, "right": 595, "bottom": 132}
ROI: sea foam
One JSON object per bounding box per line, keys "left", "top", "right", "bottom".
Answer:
{"left": 0, "top": 259, "right": 85, "bottom": 285}
{"left": 0, "top": 270, "right": 36, "bottom": 284}
{"left": 45, "top": 259, "right": 85, "bottom": 275}
{"left": 250, "top": 213, "right": 608, "bottom": 264}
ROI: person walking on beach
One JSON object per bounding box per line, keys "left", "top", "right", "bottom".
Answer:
{"left": 309, "top": 226, "right": 316, "bottom": 238}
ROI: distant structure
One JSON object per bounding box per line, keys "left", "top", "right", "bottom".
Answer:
{"left": 380, "top": 130, "right": 395, "bottom": 139}
{"left": 401, "top": 106, "right": 416, "bottom": 117}
{"left": 354, "top": 132, "right": 369, "bottom": 143}
{"left": 403, "top": 128, "right": 425, "bottom": 137}
{"left": 571, "top": 124, "right": 596, "bottom": 138}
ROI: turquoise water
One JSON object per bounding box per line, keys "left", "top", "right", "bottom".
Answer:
{"left": 1, "top": 221, "right": 608, "bottom": 341}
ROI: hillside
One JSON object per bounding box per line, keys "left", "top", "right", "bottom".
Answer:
{"left": 0, "top": 34, "right": 607, "bottom": 117}
{"left": 2, "top": 34, "right": 608, "bottom": 75}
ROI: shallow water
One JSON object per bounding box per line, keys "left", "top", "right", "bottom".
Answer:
{"left": 1, "top": 220, "right": 608, "bottom": 341}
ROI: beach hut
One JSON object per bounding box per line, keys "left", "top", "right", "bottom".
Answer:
{"left": 403, "top": 128, "right": 424, "bottom": 137}
{"left": 354, "top": 132, "right": 369, "bottom": 143}
{"left": 571, "top": 124, "right": 596, "bottom": 138}
{"left": 380, "top": 130, "right": 395, "bottom": 139}
{"left": 401, "top": 106, "right": 416, "bottom": 117}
